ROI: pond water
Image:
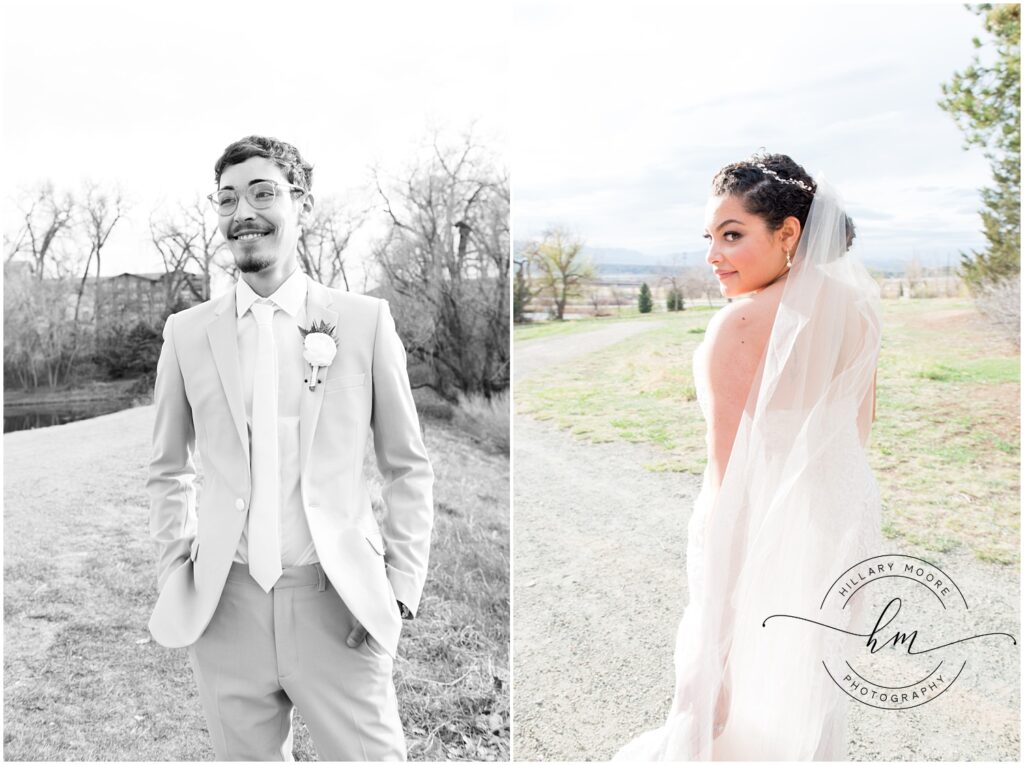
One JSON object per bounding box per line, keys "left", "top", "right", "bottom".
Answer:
{"left": 4, "top": 398, "right": 136, "bottom": 433}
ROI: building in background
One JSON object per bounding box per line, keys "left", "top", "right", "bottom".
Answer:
{"left": 79, "top": 270, "right": 206, "bottom": 329}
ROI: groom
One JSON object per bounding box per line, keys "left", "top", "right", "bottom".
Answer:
{"left": 146, "top": 135, "right": 434, "bottom": 761}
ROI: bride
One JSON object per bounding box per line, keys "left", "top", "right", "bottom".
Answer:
{"left": 616, "top": 154, "right": 882, "bottom": 760}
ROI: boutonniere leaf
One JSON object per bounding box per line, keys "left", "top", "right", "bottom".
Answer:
{"left": 298, "top": 319, "right": 338, "bottom": 340}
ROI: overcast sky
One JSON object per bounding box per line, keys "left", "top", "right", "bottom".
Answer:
{"left": 1, "top": 1, "right": 999, "bottom": 281}
{"left": 511, "top": 2, "right": 993, "bottom": 265}
{"left": 2, "top": 0, "right": 508, "bottom": 282}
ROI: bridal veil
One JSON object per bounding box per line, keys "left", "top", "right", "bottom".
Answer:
{"left": 616, "top": 176, "right": 883, "bottom": 760}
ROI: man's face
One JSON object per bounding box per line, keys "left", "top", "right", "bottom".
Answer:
{"left": 216, "top": 157, "right": 311, "bottom": 275}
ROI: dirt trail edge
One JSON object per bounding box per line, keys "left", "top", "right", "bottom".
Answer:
{"left": 513, "top": 321, "right": 1019, "bottom": 762}
{"left": 514, "top": 320, "right": 666, "bottom": 382}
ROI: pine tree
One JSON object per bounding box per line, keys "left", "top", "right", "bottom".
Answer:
{"left": 939, "top": 4, "right": 1020, "bottom": 289}
{"left": 638, "top": 282, "right": 653, "bottom": 314}
{"left": 666, "top": 287, "right": 685, "bottom": 312}
{"left": 513, "top": 259, "right": 533, "bottom": 323}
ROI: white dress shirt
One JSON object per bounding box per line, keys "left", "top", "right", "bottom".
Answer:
{"left": 233, "top": 267, "right": 317, "bottom": 567}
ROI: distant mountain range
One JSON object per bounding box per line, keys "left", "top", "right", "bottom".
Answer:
{"left": 514, "top": 241, "right": 964, "bottom": 276}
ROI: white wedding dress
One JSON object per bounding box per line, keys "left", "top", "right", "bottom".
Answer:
{"left": 616, "top": 178, "right": 883, "bottom": 761}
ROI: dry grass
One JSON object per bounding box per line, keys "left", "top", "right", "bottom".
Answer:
{"left": 3, "top": 405, "right": 508, "bottom": 761}
{"left": 451, "top": 391, "right": 510, "bottom": 457}
{"left": 515, "top": 310, "right": 709, "bottom": 473}
{"left": 375, "top": 421, "right": 509, "bottom": 761}
{"left": 869, "top": 299, "right": 1019, "bottom": 565}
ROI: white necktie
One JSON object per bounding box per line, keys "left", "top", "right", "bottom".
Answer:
{"left": 249, "top": 300, "right": 282, "bottom": 591}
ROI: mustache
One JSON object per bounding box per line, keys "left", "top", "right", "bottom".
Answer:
{"left": 229, "top": 225, "right": 274, "bottom": 238}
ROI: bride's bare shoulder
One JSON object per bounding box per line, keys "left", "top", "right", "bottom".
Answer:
{"left": 704, "top": 295, "right": 776, "bottom": 368}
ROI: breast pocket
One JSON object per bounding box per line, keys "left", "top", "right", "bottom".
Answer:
{"left": 324, "top": 372, "right": 365, "bottom": 394}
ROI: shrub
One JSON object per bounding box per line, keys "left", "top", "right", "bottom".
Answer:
{"left": 93, "top": 322, "right": 163, "bottom": 379}
{"left": 666, "top": 287, "right": 685, "bottom": 311}
{"left": 974, "top": 277, "right": 1020, "bottom": 348}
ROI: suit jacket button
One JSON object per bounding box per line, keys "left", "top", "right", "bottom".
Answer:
{"left": 235, "top": 498, "right": 245, "bottom": 511}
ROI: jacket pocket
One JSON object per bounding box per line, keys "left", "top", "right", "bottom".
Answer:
{"left": 325, "top": 372, "right": 366, "bottom": 393}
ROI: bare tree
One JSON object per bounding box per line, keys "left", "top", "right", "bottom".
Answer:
{"left": 150, "top": 213, "right": 198, "bottom": 314}
{"left": 149, "top": 196, "right": 228, "bottom": 312}
{"left": 657, "top": 252, "right": 691, "bottom": 311}
{"left": 8, "top": 182, "right": 76, "bottom": 278}
{"left": 76, "top": 182, "right": 128, "bottom": 333}
{"left": 3, "top": 183, "right": 102, "bottom": 389}
{"left": 681, "top": 266, "right": 718, "bottom": 307}
{"left": 608, "top": 284, "right": 628, "bottom": 314}
{"left": 4, "top": 227, "right": 28, "bottom": 264}
{"left": 3, "top": 265, "right": 84, "bottom": 389}
{"left": 524, "top": 226, "right": 594, "bottom": 321}
{"left": 4, "top": 239, "right": 91, "bottom": 389}
{"left": 587, "top": 284, "right": 607, "bottom": 316}
{"left": 297, "top": 197, "right": 367, "bottom": 290}
{"left": 180, "top": 195, "right": 224, "bottom": 301}
{"left": 373, "top": 130, "right": 509, "bottom": 401}
{"left": 904, "top": 254, "right": 924, "bottom": 298}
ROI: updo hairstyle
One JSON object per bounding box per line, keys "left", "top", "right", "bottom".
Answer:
{"left": 711, "top": 152, "right": 856, "bottom": 251}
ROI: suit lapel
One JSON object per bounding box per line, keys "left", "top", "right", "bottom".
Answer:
{"left": 206, "top": 292, "right": 250, "bottom": 468}
{"left": 299, "top": 278, "right": 339, "bottom": 474}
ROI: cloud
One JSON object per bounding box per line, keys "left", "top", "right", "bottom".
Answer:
{"left": 512, "top": 3, "right": 991, "bottom": 260}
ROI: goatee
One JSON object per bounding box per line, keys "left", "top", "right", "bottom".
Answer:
{"left": 236, "top": 253, "right": 275, "bottom": 274}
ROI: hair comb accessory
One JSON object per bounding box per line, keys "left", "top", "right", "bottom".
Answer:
{"left": 754, "top": 162, "right": 815, "bottom": 193}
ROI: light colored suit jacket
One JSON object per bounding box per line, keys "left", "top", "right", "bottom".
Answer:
{"left": 147, "top": 275, "right": 434, "bottom": 658}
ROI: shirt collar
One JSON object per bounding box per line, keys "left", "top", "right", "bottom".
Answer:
{"left": 235, "top": 268, "right": 307, "bottom": 319}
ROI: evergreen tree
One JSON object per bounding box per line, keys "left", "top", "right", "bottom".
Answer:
{"left": 513, "top": 259, "right": 533, "bottom": 323}
{"left": 638, "top": 282, "right": 653, "bottom": 314}
{"left": 666, "top": 287, "right": 685, "bottom": 312}
{"left": 939, "top": 4, "right": 1020, "bottom": 288}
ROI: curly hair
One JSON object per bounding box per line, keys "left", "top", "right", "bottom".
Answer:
{"left": 711, "top": 152, "right": 855, "bottom": 251}
{"left": 213, "top": 135, "right": 314, "bottom": 191}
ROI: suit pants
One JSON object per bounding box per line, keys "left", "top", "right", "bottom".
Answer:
{"left": 187, "top": 561, "right": 405, "bottom": 761}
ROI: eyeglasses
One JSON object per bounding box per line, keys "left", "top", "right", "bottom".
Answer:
{"left": 207, "top": 180, "right": 307, "bottom": 216}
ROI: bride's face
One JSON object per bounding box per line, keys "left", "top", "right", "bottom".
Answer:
{"left": 703, "top": 194, "right": 789, "bottom": 298}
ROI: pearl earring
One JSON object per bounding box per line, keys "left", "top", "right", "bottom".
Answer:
{"left": 785, "top": 249, "right": 793, "bottom": 268}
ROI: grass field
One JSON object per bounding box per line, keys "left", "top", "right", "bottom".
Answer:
{"left": 515, "top": 298, "right": 1020, "bottom": 565}
{"left": 514, "top": 306, "right": 697, "bottom": 343}
{"left": 3, "top": 404, "right": 509, "bottom": 761}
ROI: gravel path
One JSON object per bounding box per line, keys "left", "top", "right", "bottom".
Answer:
{"left": 513, "top": 322, "right": 1020, "bottom": 761}
{"left": 514, "top": 321, "right": 666, "bottom": 382}
{"left": 513, "top": 415, "right": 693, "bottom": 760}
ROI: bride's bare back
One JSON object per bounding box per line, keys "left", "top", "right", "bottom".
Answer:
{"left": 697, "top": 276, "right": 786, "bottom": 492}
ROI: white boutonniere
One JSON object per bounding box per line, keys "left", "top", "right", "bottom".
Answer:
{"left": 298, "top": 320, "right": 338, "bottom": 391}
